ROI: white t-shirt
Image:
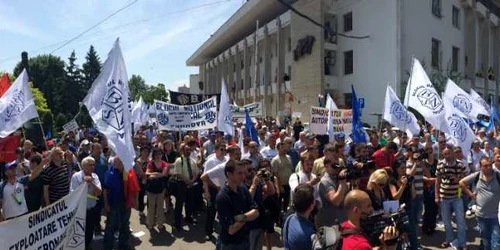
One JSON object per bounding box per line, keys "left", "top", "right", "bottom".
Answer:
{"left": 203, "top": 155, "right": 228, "bottom": 174}
{"left": 260, "top": 146, "right": 278, "bottom": 160}
{"left": 468, "top": 149, "right": 487, "bottom": 172}
{"left": 206, "top": 163, "right": 227, "bottom": 188}
{"left": 2, "top": 181, "right": 28, "bottom": 219}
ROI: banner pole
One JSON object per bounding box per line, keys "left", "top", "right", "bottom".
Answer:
{"left": 36, "top": 117, "right": 49, "bottom": 150}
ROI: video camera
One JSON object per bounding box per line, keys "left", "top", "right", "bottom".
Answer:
{"left": 340, "top": 160, "right": 376, "bottom": 181}
{"left": 257, "top": 169, "right": 271, "bottom": 181}
{"left": 361, "top": 210, "right": 410, "bottom": 246}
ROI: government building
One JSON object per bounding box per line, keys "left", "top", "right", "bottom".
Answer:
{"left": 186, "top": 0, "right": 500, "bottom": 125}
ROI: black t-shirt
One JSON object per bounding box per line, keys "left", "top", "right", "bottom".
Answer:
{"left": 367, "top": 186, "right": 393, "bottom": 211}
{"left": 25, "top": 175, "right": 44, "bottom": 212}
{"left": 389, "top": 178, "right": 412, "bottom": 208}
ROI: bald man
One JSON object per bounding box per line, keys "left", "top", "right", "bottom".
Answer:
{"left": 340, "top": 190, "right": 398, "bottom": 250}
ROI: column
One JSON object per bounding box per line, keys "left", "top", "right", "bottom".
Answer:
{"left": 276, "top": 17, "right": 285, "bottom": 116}
{"left": 263, "top": 24, "right": 271, "bottom": 117}
{"left": 483, "top": 12, "right": 491, "bottom": 99}
{"left": 235, "top": 45, "right": 242, "bottom": 102}
{"left": 243, "top": 39, "right": 250, "bottom": 102}
{"left": 464, "top": 7, "right": 477, "bottom": 90}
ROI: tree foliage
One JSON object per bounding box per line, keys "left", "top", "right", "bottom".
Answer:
{"left": 82, "top": 45, "right": 102, "bottom": 94}
{"left": 54, "top": 113, "right": 68, "bottom": 133}
{"left": 129, "top": 74, "right": 147, "bottom": 101}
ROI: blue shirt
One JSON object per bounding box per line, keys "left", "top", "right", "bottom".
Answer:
{"left": 216, "top": 184, "right": 258, "bottom": 245}
{"left": 93, "top": 154, "right": 108, "bottom": 183}
{"left": 103, "top": 168, "right": 125, "bottom": 206}
{"left": 287, "top": 148, "right": 300, "bottom": 170}
{"left": 283, "top": 213, "right": 315, "bottom": 250}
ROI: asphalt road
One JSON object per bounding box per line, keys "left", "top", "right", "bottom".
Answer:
{"left": 90, "top": 205, "right": 482, "bottom": 250}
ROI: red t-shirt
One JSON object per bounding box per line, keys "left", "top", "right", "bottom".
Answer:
{"left": 146, "top": 160, "right": 168, "bottom": 173}
{"left": 371, "top": 148, "right": 395, "bottom": 170}
{"left": 125, "top": 169, "right": 140, "bottom": 208}
{"left": 341, "top": 221, "right": 371, "bottom": 250}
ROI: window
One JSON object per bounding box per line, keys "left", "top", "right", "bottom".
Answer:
{"left": 288, "top": 65, "right": 292, "bottom": 77}
{"left": 241, "top": 79, "right": 244, "bottom": 89}
{"left": 344, "top": 93, "right": 353, "bottom": 108}
{"left": 432, "top": 0, "right": 442, "bottom": 18}
{"left": 241, "top": 60, "right": 244, "bottom": 69}
{"left": 452, "top": 6, "right": 460, "bottom": 28}
{"left": 288, "top": 37, "right": 291, "bottom": 52}
{"left": 431, "top": 38, "right": 440, "bottom": 68}
{"left": 233, "top": 63, "right": 236, "bottom": 72}
{"left": 452, "top": 47, "right": 459, "bottom": 72}
{"left": 343, "top": 12, "right": 352, "bottom": 32}
{"left": 344, "top": 50, "right": 353, "bottom": 75}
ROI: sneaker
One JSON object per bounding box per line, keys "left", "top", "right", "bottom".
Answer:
{"left": 471, "top": 205, "right": 477, "bottom": 213}
{"left": 139, "top": 211, "right": 145, "bottom": 216}
{"left": 466, "top": 210, "right": 472, "bottom": 216}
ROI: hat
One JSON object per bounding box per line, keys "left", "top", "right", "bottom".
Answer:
{"left": 473, "top": 140, "right": 481, "bottom": 144}
{"left": 4, "top": 161, "right": 17, "bottom": 169}
{"left": 209, "top": 130, "right": 216, "bottom": 136}
{"left": 334, "top": 133, "right": 345, "bottom": 140}
{"left": 80, "top": 139, "right": 90, "bottom": 147}
{"left": 453, "top": 146, "right": 462, "bottom": 152}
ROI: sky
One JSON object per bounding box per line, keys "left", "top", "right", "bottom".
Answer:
{"left": 0, "top": 0, "right": 243, "bottom": 89}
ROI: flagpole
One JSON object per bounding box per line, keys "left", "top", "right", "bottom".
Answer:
{"left": 36, "top": 117, "right": 49, "bottom": 150}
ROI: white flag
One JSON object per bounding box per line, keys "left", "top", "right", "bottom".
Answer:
{"left": 443, "top": 79, "right": 488, "bottom": 121}
{"left": 218, "top": 81, "right": 233, "bottom": 136}
{"left": 132, "top": 96, "right": 148, "bottom": 125}
{"left": 443, "top": 99, "right": 475, "bottom": 152}
{"left": 470, "top": 88, "right": 491, "bottom": 113}
{"left": 383, "top": 86, "right": 420, "bottom": 138}
{"left": 404, "top": 58, "right": 447, "bottom": 132}
{"left": 326, "top": 94, "right": 338, "bottom": 141}
{"left": 0, "top": 69, "right": 38, "bottom": 138}
{"left": 82, "top": 39, "right": 136, "bottom": 170}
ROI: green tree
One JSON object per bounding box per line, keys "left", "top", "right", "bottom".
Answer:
{"left": 82, "top": 45, "right": 102, "bottom": 95}
{"left": 129, "top": 74, "right": 147, "bottom": 101}
{"left": 54, "top": 113, "right": 68, "bottom": 133}
{"left": 142, "top": 83, "right": 168, "bottom": 104}
{"left": 13, "top": 54, "right": 66, "bottom": 115}
{"left": 55, "top": 50, "right": 82, "bottom": 116}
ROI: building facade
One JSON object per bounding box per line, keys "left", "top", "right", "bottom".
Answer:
{"left": 187, "top": 0, "right": 500, "bottom": 125}
{"left": 189, "top": 74, "right": 201, "bottom": 94}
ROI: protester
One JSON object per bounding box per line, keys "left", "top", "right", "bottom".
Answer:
{"left": 271, "top": 142, "right": 294, "bottom": 215}
{"left": 318, "top": 158, "right": 348, "bottom": 227}
{"left": 0, "top": 157, "right": 44, "bottom": 221}
{"left": 43, "top": 147, "right": 70, "bottom": 205}
{"left": 172, "top": 144, "right": 199, "bottom": 229}
{"left": 103, "top": 157, "right": 135, "bottom": 250}
{"left": 24, "top": 154, "right": 46, "bottom": 212}
{"left": 435, "top": 147, "right": 467, "bottom": 250}
{"left": 282, "top": 184, "right": 316, "bottom": 250}
{"left": 145, "top": 147, "right": 169, "bottom": 231}
{"left": 135, "top": 146, "right": 150, "bottom": 216}
{"left": 70, "top": 156, "right": 102, "bottom": 250}
{"left": 216, "top": 160, "right": 259, "bottom": 250}
{"left": 460, "top": 157, "right": 500, "bottom": 250}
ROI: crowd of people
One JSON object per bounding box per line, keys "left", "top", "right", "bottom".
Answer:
{"left": 1, "top": 117, "right": 499, "bottom": 250}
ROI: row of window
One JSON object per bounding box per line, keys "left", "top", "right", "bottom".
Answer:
{"left": 433, "top": 0, "right": 460, "bottom": 29}
{"left": 432, "top": 38, "right": 460, "bottom": 72}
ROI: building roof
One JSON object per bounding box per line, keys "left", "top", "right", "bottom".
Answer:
{"left": 186, "top": 0, "right": 295, "bottom": 66}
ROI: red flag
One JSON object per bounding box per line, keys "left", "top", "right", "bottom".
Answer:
{"left": 0, "top": 136, "right": 21, "bottom": 163}
{"left": 0, "top": 73, "right": 10, "bottom": 97}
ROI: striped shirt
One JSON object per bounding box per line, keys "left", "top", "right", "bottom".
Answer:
{"left": 436, "top": 159, "right": 467, "bottom": 199}
{"left": 406, "top": 160, "right": 424, "bottom": 196}
{"left": 42, "top": 162, "right": 70, "bottom": 204}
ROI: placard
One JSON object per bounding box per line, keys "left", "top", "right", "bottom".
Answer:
{"left": 62, "top": 119, "right": 79, "bottom": 133}
{"left": 309, "top": 106, "right": 352, "bottom": 135}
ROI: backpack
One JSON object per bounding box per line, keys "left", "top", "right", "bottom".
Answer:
{"left": 472, "top": 171, "right": 500, "bottom": 191}
{"left": 311, "top": 224, "right": 363, "bottom": 250}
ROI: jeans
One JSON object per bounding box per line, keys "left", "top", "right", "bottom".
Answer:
{"left": 205, "top": 186, "right": 218, "bottom": 235}
{"left": 441, "top": 197, "right": 466, "bottom": 248}
{"left": 172, "top": 181, "right": 195, "bottom": 227}
{"left": 85, "top": 206, "right": 100, "bottom": 249}
{"left": 476, "top": 216, "right": 500, "bottom": 250}
{"left": 103, "top": 203, "right": 131, "bottom": 250}
{"left": 422, "top": 188, "right": 438, "bottom": 234}
{"left": 408, "top": 196, "right": 423, "bottom": 250}
{"left": 249, "top": 229, "right": 263, "bottom": 250}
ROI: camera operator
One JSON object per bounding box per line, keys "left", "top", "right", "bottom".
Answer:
{"left": 319, "top": 158, "right": 348, "bottom": 227}
{"left": 341, "top": 190, "right": 399, "bottom": 250}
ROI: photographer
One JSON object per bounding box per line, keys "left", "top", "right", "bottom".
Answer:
{"left": 341, "top": 190, "right": 399, "bottom": 250}
{"left": 319, "top": 158, "right": 348, "bottom": 227}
